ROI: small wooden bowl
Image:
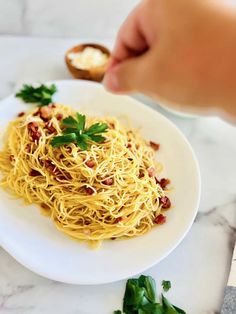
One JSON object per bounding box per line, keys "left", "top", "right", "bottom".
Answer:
{"left": 65, "top": 43, "right": 110, "bottom": 82}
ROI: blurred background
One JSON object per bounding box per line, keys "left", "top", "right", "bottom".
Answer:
{"left": 0, "top": 0, "right": 142, "bottom": 100}
{"left": 0, "top": 0, "right": 139, "bottom": 39}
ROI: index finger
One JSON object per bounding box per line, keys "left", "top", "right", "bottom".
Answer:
{"left": 112, "top": 5, "right": 149, "bottom": 64}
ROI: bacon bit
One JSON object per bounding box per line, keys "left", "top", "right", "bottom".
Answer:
{"left": 56, "top": 113, "right": 63, "bottom": 121}
{"left": 48, "top": 165, "right": 58, "bottom": 174}
{"left": 114, "top": 217, "right": 123, "bottom": 223}
{"left": 139, "top": 172, "right": 145, "bottom": 179}
{"left": 102, "top": 178, "right": 114, "bottom": 185}
{"left": 85, "top": 160, "right": 95, "bottom": 168}
{"left": 43, "top": 159, "right": 51, "bottom": 167}
{"left": 111, "top": 237, "right": 116, "bottom": 240}
{"left": 43, "top": 159, "right": 58, "bottom": 175}
{"left": 65, "top": 172, "right": 72, "bottom": 180}
{"left": 33, "top": 110, "right": 39, "bottom": 116}
{"left": 150, "top": 141, "right": 160, "bottom": 151}
{"left": 9, "top": 155, "right": 14, "bottom": 162}
{"left": 29, "top": 169, "right": 41, "bottom": 177}
{"left": 160, "top": 196, "right": 171, "bottom": 209}
{"left": 28, "top": 122, "right": 38, "bottom": 132}
{"left": 159, "top": 178, "right": 170, "bottom": 190}
{"left": 148, "top": 167, "right": 156, "bottom": 177}
{"left": 55, "top": 175, "right": 67, "bottom": 182}
{"left": 66, "top": 146, "right": 72, "bottom": 153}
{"left": 17, "top": 111, "right": 25, "bottom": 117}
{"left": 110, "top": 122, "right": 115, "bottom": 129}
{"left": 31, "top": 131, "right": 41, "bottom": 143}
{"left": 126, "top": 143, "right": 132, "bottom": 148}
{"left": 38, "top": 106, "right": 52, "bottom": 121}
{"left": 84, "top": 187, "right": 95, "bottom": 195}
{"left": 50, "top": 166, "right": 58, "bottom": 174}
{"left": 154, "top": 214, "right": 166, "bottom": 224}
{"left": 41, "top": 203, "right": 50, "bottom": 210}
{"left": 45, "top": 121, "right": 56, "bottom": 134}
{"left": 28, "top": 121, "right": 41, "bottom": 143}
{"left": 25, "top": 144, "right": 31, "bottom": 153}
{"left": 31, "top": 106, "right": 52, "bottom": 120}
{"left": 49, "top": 103, "right": 56, "bottom": 108}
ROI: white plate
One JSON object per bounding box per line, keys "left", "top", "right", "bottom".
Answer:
{"left": 0, "top": 80, "right": 201, "bottom": 285}
{"left": 158, "top": 102, "right": 198, "bottom": 118}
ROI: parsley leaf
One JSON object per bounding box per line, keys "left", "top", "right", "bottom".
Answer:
{"left": 139, "top": 303, "right": 164, "bottom": 314}
{"left": 89, "top": 134, "right": 106, "bottom": 143}
{"left": 114, "top": 276, "right": 186, "bottom": 314}
{"left": 161, "top": 294, "right": 186, "bottom": 314}
{"left": 51, "top": 112, "right": 108, "bottom": 150}
{"left": 162, "top": 280, "right": 171, "bottom": 293}
{"left": 76, "top": 113, "right": 86, "bottom": 131}
{"left": 50, "top": 133, "right": 77, "bottom": 147}
{"left": 138, "top": 275, "right": 157, "bottom": 303}
{"left": 62, "top": 116, "right": 79, "bottom": 129}
{"left": 76, "top": 134, "right": 89, "bottom": 150}
{"left": 172, "top": 306, "right": 186, "bottom": 314}
{"left": 85, "top": 122, "right": 108, "bottom": 135}
{"left": 123, "top": 279, "right": 146, "bottom": 310}
{"left": 114, "top": 311, "right": 122, "bottom": 314}
{"left": 15, "top": 84, "right": 57, "bottom": 106}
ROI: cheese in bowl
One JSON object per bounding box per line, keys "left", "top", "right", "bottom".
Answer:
{"left": 65, "top": 43, "right": 110, "bottom": 82}
{"left": 68, "top": 47, "right": 109, "bottom": 70}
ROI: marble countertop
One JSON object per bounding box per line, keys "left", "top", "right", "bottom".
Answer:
{"left": 0, "top": 36, "right": 235, "bottom": 314}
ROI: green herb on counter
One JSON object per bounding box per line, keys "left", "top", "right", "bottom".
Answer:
{"left": 113, "top": 275, "right": 186, "bottom": 314}
{"left": 162, "top": 280, "right": 171, "bottom": 293}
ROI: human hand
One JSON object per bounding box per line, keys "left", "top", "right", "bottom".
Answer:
{"left": 103, "top": 0, "right": 236, "bottom": 119}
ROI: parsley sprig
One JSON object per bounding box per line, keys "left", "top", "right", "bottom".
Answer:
{"left": 51, "top": 112, "right": 108, "bottom": 150}
{"left": 162, "top": 280, "right": 171, "bottom": 293}
{"left": 15, "top": 84, "right": 57, "bottom": 106}
{"left": 114, "top": 275, "right": 186, "bottom": 314}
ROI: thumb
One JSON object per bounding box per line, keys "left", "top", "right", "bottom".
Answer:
{"left": 103, "top": 56, "right": 148, "bottom": 93}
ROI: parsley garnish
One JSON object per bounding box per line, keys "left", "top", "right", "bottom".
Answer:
{"left": 162, "top": 280, "right": 171, "bottom": 292}
{"left": 114, "top": 275, "right": 186, "bottom": 314}
{"left": 51, "top": 112, "right": 108, "bottom": 150}
{"left": 15, "top": 84, "right": 57, "bottom": 106}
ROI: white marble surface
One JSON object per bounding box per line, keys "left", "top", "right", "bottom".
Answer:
{"left": 0, "top": 36, "right": 236, "bottom": 314}
{"left": 0, "top": 0, "right": 139, "bottom": 39}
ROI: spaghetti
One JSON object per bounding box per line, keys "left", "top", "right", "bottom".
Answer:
{"left": 0, "top": 104, "right": 171, "bottom": 248}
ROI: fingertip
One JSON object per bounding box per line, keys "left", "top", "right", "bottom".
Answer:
{"left": 104, "top": 55, "right": 145, "bottom": 94}
{"left": 103, "top": 70, "right": 121, "bottom": 93}
{"left": 106, "top": 56, "right": 120, "bottom": 72}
